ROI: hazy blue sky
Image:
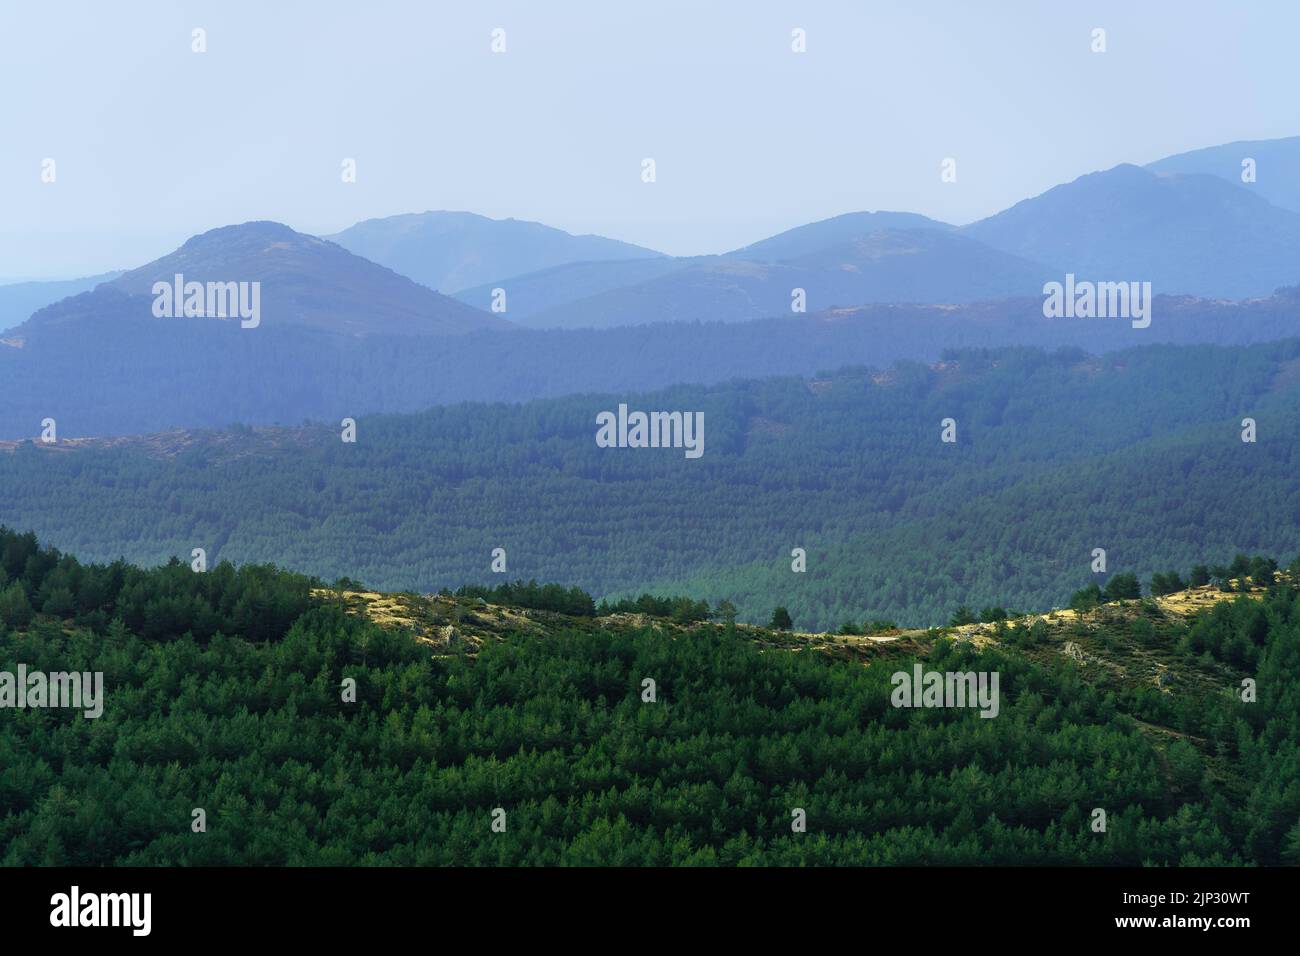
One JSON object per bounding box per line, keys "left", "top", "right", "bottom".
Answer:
{"left": 1, "top": 0, "right": 1296, "bottom": 277}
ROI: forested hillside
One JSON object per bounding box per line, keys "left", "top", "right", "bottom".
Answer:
{"left": 3, "top": 341, "right": 1299, "bottom": 628}
{"left": 3, "top": 529, "right": 1298, "bottom": 866}
{"left": 5, "top": 283, "right": 1300, "bottom": 439}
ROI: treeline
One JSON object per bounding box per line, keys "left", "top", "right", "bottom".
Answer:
{"left": 0, "top": 526, "right": 313, "bottom": 642}
{"left": 453, "top": 579, "right": 597, "bottom": 617}
{"left": 451, "top": 581, "right": 720, "bottom": 626}
{"left": 1065, "top": 554, "right": 1290, "bottom": 612}
{"left": 597, "top": 593, "right": 715, "bottom": 624}
{"left": 6, "top": 545, "right": 1300, "bottom": 865}
{"left": 948, "top": 605, "right": 1019, "bottom": 626}
{"left": 0, "top": 526, "right": 727, "bottom": 634}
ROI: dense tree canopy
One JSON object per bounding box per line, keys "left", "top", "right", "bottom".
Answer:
{"left": 3, "top": 532, "right": 1299, "bottom": 866}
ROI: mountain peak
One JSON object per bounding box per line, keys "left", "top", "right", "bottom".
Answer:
{"left": 726, "top": 211, "right": 954, "bottom": 262}
{"left": 152, "top": 221, "right": 332, "bottom": 267}
{"left": 179, "top": 220, "right": 305, "bottom": 245}
{"left": 18, "top": 221, "right": 507, "bottom": 340}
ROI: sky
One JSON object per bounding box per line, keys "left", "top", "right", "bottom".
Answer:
{"left": 1, "top": 0, "right": 1297, "bottom": 278}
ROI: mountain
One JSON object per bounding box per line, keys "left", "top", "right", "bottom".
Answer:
{"left": 7, "top": 221, "right": 503, "bottom": 347}
{"left": 327, "top": 210, "right": 664, "bottom": 294}
{"left": 5, "top": 340, "right": 1298, "bottom": 628}
{"left": 1147, "top": 135, "right": 1300, "bottom": 215}
{"left": 522, "top": 229, "right": 1052, "bottom": 328}
{"left": 723, "top": 211, "right": 954, "bottom": 261}
{"left": 452, "top": 214, "right": 977, "bottom": 326}
{"left": 963, "top": 163, "right": 1300, "bottom": 298}
{"left": 0, "top": 272, "right": 120, "bottom": 333}
{"left": 66, "top": 221, "right": 503, "bottom": 339}
{"left": 333, "top": 153, "right": 1300, "bottom": 325}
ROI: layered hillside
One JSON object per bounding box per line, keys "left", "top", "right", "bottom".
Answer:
{"left": 2, "top": 528, "right": 1296, "bottom": 866}
{"left": 518, "top": 228, "right": 1052, "bottom": 328}
{"left": 4, "top": 341, "right": 1298, "bottom": 628}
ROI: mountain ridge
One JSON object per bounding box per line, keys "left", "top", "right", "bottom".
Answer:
{"left": 1146, "top": 135, "right": 1300, "bottom": 215}
{"left": 963, "top": 163, "right": 1300, "bottom": 298}
{"left": 327, "top": 209, "right": 665, "bottom": 294}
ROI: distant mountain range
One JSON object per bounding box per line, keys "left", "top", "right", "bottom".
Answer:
{"left": 2, "top": 135, "right": 1299, "bottom": 438}
{"left": 7, "top": 136, "right": 1300, "bottom": 337}
{"left": 491, "top": 158, "right": 1300, "bottom": 328}
{"left": 327, "top": 210, "right": 664, "bottom": 294}
{"left": 442, "top": 151, "right": 1300, "bottom": 324}
{"left": 4, "top": 215, "right": 1300, "bottom": 437}
{"left": 493, "top": 228, "right": 1052, "bottom": 329}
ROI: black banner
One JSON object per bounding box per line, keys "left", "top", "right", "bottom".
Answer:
{"left": 0, "top": 866, "right": 1287, "bottom": 942}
